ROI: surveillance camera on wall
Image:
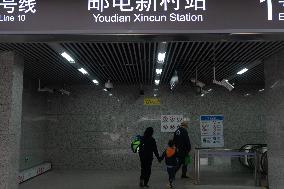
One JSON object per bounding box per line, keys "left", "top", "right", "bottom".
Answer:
{"left": 105, "top": 80, "right": 113, "bottom": 91}
{"left": 213, "top": 79, "right": 234, "bottom": 91}
{"left": 170, "top": 74, "right": 179, "bottom": 90}
{"left": 58, "top": 89, "right": 70, "bottom": 96}
{"left": 190, "top": 79, "right": 206, "bottom": 88}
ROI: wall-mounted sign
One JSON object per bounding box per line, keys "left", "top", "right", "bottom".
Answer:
{"left": 200, "top": 115, "right": 224, "bottom": 148}
{"left": 144, "top": 98, "right": 160, "bottom": 105}
{"left": 2, "top": 0, "right": 284, "bottom": 34}
{"left": 161, "top": 115, "right": 183, "bottom": 132}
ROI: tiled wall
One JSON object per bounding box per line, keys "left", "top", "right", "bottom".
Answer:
{"left": 20, "top": 79, "right": 47, "bottom": 171}
{"left": 0, "top": 52, "right": 24, "bottom": 189}
{"left": 44, "top": 85, "right": 266, "bottom": 170}
{"left": 264, "top": 50, "right": 284, "bottom": 189}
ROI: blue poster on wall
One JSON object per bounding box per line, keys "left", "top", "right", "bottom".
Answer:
{"left": 200, "top": 115, "right": 224, "bottom": 148}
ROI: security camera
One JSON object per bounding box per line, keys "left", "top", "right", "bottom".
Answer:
{"left": 213, "top": 79, "right": 234, "bottom": 91}
{"left": 190, "top": 79, "right": 206, "bottom": 88}
{"left": 105, "top": 80, "right": 113, "bottom": 91}
{"left": 170, "top": 75, "right": 179, "bottom": 90}
{"left": 170, "top": 71, "right": 179, "bottom": 90}
{"left": 58, "top": 89, "right": 70, "bottom": 96}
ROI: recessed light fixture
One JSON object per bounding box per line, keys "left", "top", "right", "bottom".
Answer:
{"left": 208, "top": 89, "right": 212, "bottom": 92}
{"left": 259, "top": 89, "right": 265, "bottom": 92}
{"left": 78, "top": 68, "right": 88, "bottom": 75}
{"left": 158, "top": 52, "right": 166, "bottom": 63}
{"left": 230, "top": 33, "right": 261, "bottom": 35}
{"left": 155, "top": 80, "right": 160, "bottom": 85}
{"left": 61, "top": 52, "right": 75, "bottom": 63}
{"left": 156, "top": 69, "right": 163, "bottom": 75}
{"left": 109, "top": 93, "right": 113, "bottom": 96}
{"left": 244, "top": 93, "right": 250, "bottom": 97}
{"left": 92, "top": 79, "right": 99, "bottom": 85}
{"left": 201, "top": 94, "right": 205, "bottom": 97}
{"left": 154, "top": 94, "right": 157, "bottom": 97}
{"left": 237, "top": 68, "right": 248, "bottom": 75}
{"left": 103, "top": 88, "right": 107, "bottom": 92}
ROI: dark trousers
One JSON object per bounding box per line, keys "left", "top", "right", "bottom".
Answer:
{"left": 176, "top": 155, "right": 187, "bottom": 176}
{"left": 140, "top": 158, "right": 153, "bottom": 185}
{"left": 167, "top": 167, "right": 176, "bottom": 184}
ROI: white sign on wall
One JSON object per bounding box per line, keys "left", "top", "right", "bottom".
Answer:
{"left": 161, "top": 115, "right": 183, "bottom": 132}
{"left": 200, "top": 115, "right": 224, "bottom": 148}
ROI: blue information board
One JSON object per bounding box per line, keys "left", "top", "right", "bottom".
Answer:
{"left": 200, "top": 115, "right": 224, "bottom": 148}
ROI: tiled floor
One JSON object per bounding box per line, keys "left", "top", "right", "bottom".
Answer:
{"left": 19, "top": 169, "right": 262, "bottom": 189}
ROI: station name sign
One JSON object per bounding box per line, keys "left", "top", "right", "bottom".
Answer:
{"left": 89, "top": 0, "right": 206, "bottom": 23}
{"left": 1, "top": 0, "right": 284, "bottom": 34}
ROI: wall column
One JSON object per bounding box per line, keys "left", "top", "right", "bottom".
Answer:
{"left": 264, "top": 50, "right": 284, "bottom": 189}
{"left": 0, "top": 52, "right": 24, "bottom": 189}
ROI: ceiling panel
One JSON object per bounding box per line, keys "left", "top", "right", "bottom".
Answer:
{"left": 0, "top": 40, "right": 283, "bottom": 87}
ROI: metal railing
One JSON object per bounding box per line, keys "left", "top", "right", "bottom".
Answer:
{"left": 194, "top": 148, "right": 260, "bottom": 186}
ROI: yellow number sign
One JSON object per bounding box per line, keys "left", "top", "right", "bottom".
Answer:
{"left": 144, "top": 98, "right": 161, "bottom": 106}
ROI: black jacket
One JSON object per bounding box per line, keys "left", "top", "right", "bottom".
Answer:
{"left": 173, "top": 127, "right": 191, "bottom": 156}
{"left": 139, "top": 136, "right": 159, "bottom": 160}
{"left": 161, "top": 147, "right": 178, "bottom": 167}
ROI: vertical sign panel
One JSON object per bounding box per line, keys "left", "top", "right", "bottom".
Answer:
{"left": 200, "top": 115, "right": 224, "bottom": 148}
{"left": 161, "top": 115, "right": 183, "bottom": 132}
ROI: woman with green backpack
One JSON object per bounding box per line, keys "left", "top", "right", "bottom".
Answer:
{"left": 138, "top": 127, "right": 161, "bottom": 188}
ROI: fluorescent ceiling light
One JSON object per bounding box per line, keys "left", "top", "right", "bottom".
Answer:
{"left": 237, "top": 68, "right": 248, "bottom": 75}
{"left": 230, "top": 33, "right": 261, "bottom": 35}
{"left": 201, "top": 94, "right": 205, "bottom": 97}
{"left": 158, "top": 53, "right": 166, "bottom": 63}
{"left": 155, "top": 80, "right": 160, "bottom": 85}
{"left": 109, "top": 93, "right": 113, "bottom": 96}
{"left": 103, "top": 88, "right": 107, "bottom": 92}
{"left": 156, "top": 69, "right": 163, "bottom": 75}
{"left": 92, "top": 79, "right": 99, "bottom": 85}
{"left": 259, "top": 89, "right": 265, "bottom": 92}
{"left": 208, "top": 89, "right": 212, "bottom": 92}
{"left": 78, "top": 68, "right": 88, "bottom": 75}
{"left": 61, "top": 52, "right": 75, "bottom": 63}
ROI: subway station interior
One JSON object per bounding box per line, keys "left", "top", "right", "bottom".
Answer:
{"left": 1, "top": 1, "right": 284, "bottom": 189}
{"left": 0, "top": 34, "right": 282, "bottom": 189}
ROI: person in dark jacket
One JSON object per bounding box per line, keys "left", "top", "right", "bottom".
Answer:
{"left": 173, "top": 121, "right": 191, "bottom": 178}
{"left": 139, "top": 127, "right": 160, "bottom": 188}
{"left": 160, "top": 140, "right": 178, "bottom": 188}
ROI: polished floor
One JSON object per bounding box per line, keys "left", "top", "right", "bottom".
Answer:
{"left": 19, "top": 169, "right": 262, "bottom": 189}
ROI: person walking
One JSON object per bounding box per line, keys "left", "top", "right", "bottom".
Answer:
{"left": 173, "top": 121, "right": 191, "bottom": 178}
{"left": 160, "top": 140, "right": 178, "bottom": 188}
{"left": 139, "top": 127, "right": 160, "bottom": 188}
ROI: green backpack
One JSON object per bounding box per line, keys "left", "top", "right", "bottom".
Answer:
{"left": 131, "top": 135, "right": 142, "bottom": 153}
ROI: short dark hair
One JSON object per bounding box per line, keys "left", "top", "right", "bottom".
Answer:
{"left": 144, "top": 127, "right": 154, "bottom": 138}
{"left": 168, "top": 140, "right": 174, "bottom": 147}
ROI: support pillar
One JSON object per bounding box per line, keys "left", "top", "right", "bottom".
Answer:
{"left": 0, "top": 52, "right": 24, "bottom": 189}
{"left": 264, "top": 50, "right": 284, "bottom": 189}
